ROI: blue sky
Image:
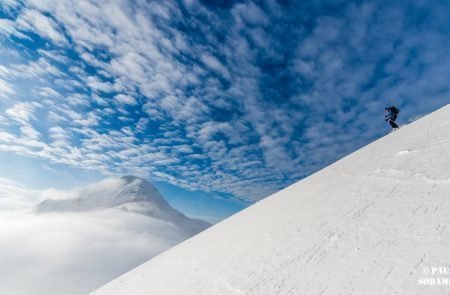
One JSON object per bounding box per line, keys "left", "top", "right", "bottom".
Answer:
{"left": 0, "top": 0, "right": 449, "bottom": 221}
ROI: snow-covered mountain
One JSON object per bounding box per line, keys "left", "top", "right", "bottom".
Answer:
{"left": 36, "top": 175, "right": 209, "bottom": 235}
{"left": 92, "top": 104, "right": 450, "bottom": 295}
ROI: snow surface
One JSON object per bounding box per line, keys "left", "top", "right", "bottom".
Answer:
{"left": 93, "top": 105, "right": 450, "bottom": 295}
{"left": 35, "top": 175, "right": 209, "bottom": 235}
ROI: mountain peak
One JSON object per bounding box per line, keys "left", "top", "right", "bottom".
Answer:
{"left": 119, "top": 175, "right": 145, "bottom": 184}
{"left": 35, "top": 176, "right": 210, "bottom": 234}
{"left": 36, "top": 175, "right": 166, "bottom": 210}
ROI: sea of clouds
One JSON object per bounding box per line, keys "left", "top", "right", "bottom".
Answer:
{"left": 0, "top": 178, "right": 192, "bottom": 295}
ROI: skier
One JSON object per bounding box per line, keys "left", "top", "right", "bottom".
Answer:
{"left": 385, "top": 106, "right": 400, "bottom": 129}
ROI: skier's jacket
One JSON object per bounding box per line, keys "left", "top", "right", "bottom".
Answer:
{"left": 385, "top": 106, "right": 399, "bottom": 121}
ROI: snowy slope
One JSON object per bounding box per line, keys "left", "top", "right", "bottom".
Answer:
{"left": 36, "top": 176, "right": 209, "bottom": 235}
{"left": 93, "top": 105, "right": 450, "bottom": 295}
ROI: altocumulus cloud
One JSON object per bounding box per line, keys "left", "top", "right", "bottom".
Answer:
{"left": 0, "top": 0, "right": 449, "bottom": 202}
{"left": 0, "top": 180, "right": 193, "bottom": 295}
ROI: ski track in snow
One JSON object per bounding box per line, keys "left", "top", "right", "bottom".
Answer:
{"left": 92, "top": 104, "right": 450, "bottom": 295}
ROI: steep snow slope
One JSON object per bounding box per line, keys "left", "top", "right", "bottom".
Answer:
{"left": 93, "top": 105, "right": 450, "bottom": 295}
{"left": 36, "top": 176, "right": 209, "bottom": 235}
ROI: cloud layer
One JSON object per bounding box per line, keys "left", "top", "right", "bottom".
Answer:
{"left": 0, "top": 0, "right": 449, "bottom": 201}
{"left": 0, "top": 210, "right": 191, "bottom": 295}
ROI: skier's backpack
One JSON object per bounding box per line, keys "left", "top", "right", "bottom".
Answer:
{"left": 391, "top": 106, "right": 399, "bottom": 115}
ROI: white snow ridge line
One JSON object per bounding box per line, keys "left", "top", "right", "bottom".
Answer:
{"left": 92, "top": 104, "right": 450, "bottom": 295}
